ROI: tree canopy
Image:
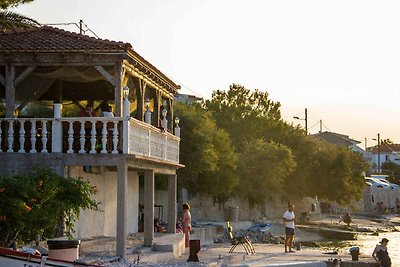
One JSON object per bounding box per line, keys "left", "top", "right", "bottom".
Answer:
{"left": 0, "top": 0, "right": 33, "bottom": 9}
{"left": 176, "top": 83, "right": 370, "bottom": 206}
{"left": 175, "top": 102, "right": 238, "bottom": 203}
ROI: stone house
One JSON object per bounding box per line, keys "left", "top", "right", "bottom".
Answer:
{"left": 0, "top": 26, "right": 183, "bottom": 257}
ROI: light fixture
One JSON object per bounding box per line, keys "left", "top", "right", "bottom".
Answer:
{"left": 162, "top": 108, "right": 168, "bottom": 118}
{"left": 123, "top": 86, "right": 130, "bottom": 99}
{"left": 174, "top": 117, "right": 180, "bottom": 125}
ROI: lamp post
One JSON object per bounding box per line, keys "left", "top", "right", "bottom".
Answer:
{"left": 373, "top": 133, "right": 381, "bottom": 174}
{"left": 293, "top": 108, "right": 308, "bottom": 135}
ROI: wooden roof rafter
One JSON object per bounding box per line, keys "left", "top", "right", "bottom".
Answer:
{"left": 123, "top": 60, "right": 174, "bottom": 99}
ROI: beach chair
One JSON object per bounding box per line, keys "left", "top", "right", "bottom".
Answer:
{"left": 227, "top": 221, "right": 255, "bottom": 254}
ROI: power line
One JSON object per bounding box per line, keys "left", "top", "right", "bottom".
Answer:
{"left": 43, "top": 20, "right": 99, "bottom": 38}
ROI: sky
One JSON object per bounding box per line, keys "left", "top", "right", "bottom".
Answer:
{"left": 12, "top": 0, "right": 400, "bottom": 147}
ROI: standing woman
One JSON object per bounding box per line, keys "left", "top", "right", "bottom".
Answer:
{"left": 372, "top": 238, "right": 391, "bottom": 267}
{"left": 182, "top": 203, "right": 192, "bottom": 248}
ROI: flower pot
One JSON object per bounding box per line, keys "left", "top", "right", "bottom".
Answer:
{"left": 47, "top": 240, "right": 80, "bottom": 261}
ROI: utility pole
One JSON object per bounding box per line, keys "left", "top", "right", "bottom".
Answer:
{"left": 378, "top": 133, "right": 381, "bottom": 174}
{"left": 79, "top": 20, "right": 83, "bottom": 34}
{"left": 305, "top": 108, "right": 308, "bottom": 135}
{"left": 319, "top": 120, "right": 322, "bottom": 133}
{"left": 365, "top": 137, "right": 367, "bottom": 151}
{"left": 293, "top": 108, "right": 308, "bottom": 135}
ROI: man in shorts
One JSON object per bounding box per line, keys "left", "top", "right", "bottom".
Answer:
{"left": 283, "top": 203, "right": 295, "bottom": 253}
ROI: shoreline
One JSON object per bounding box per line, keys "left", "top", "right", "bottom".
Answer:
{"left": 80, "top": 213, "right": 400, "bottom": 266}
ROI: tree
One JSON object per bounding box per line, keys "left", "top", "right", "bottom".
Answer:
{"left": 0, "top": 167, "right": 99, "bottom": 246}
{"left": 0, "top": 10, "right": 39, "bottom": 31}
{"left": 237, "top": 139, "right": 296, "bottom": 206}
{"left": 381, "top": 161, "right": 400, "bottom": 184}
{"left": 0, "top": 0, "right": 34, "bottom": 9}
{"left": 175, "top": 102, "right": 238, "bottom": 203}
{"left": 206, "top": 83, "right": 370, "bottom": 205}
{"left": 206, "top": 83, "right": 282, "bottom": 149}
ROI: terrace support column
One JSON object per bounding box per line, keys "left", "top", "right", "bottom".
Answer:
{"left": 114, "top": 63, "right": 123, "bottom": 117}
{"left": 116, "top": 161, "right": 128, "bottom": 258}
{"left": 144, "top": 170, "right": 155, "bottom": 246}
{"left": 136, "top": 79, "right": 146, "bottom": 121}
{"left": 167, "top": 174, "right": 177, "bottom": 233}
{"left": 5, "top": 64, "right": 15, "bottom": 118}
{"left": 51, "top": 103, "right": 63, "bottom": 152}
{"left": 167, "top": 98, "right": 173, "bottom": 131}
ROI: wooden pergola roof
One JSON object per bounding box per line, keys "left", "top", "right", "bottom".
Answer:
{"left": 0, "top": 26, "right": 180, "bottom": 95}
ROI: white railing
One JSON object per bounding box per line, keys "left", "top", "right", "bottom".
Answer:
{"left": 0, "top": 117, "right": 180, "bottom": 163}
{"left": 0, "top": 118, "right": 53, "bottom": 153}
{"left": 127, "top": 119, "right": 180, "bottom": 162}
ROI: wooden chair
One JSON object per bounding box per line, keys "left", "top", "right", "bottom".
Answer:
{"left": 227, "top": 221, "right": 255, "bottom": 254}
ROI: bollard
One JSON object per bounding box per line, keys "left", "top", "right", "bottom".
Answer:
{"left": 349, "top": 247, "right": 359, "bottom": 261}
{"left": 187, "top": 239, "right": 201, "bottom": 262}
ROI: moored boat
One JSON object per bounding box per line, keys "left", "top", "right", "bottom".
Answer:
{"left": 0, "top": 247, "right": 104, "bottom": 267}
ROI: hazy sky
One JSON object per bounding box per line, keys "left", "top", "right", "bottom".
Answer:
{"left": 13, "top": 0, "right": 400, "bottom": 146}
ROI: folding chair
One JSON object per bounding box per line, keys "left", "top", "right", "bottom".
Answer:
{"left": 227, "top": 221, "right": 255, "bottom": 254}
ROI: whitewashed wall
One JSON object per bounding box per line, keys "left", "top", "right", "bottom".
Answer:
{"left": 70, "top": 167, "right": 139, "bottom": 239}
{"left": 363, "top": 186, "right": 400, "bottom": 212}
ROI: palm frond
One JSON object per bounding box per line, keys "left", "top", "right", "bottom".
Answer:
{"left": 0, "top": 10, "right": 40, "bottom": 31}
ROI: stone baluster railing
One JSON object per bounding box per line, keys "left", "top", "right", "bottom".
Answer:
{"left": 41, "top": 120, "right": 49, "bottom": 153}
{"left": 18, "top": 120, "right": 25, "bottom": 153}
{"left": 7, "top": 120, "right": 14, "bottom": 153}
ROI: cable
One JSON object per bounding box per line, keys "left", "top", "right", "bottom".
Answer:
{"left": 382, "top": 142, "right": 400, "bottom": 158}
{"left": 43, "top": 20, "right": 99, "bottom": 38}
{"left": 167, "top": 77, "right": 206, "bottom": 99}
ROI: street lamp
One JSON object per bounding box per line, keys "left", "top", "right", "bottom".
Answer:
{"left": 372, "top": 133, "right": 381, "bottom": 174}
{"left": 293, "top": 108, "right": 308, "bottom": 135}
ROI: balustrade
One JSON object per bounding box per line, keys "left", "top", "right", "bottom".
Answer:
{"left": 0, "top": 117, "right": 180, "bottom": 163}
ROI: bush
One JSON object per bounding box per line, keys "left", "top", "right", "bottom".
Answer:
{"left": 0, "top": 167, "right": 99, "bottom": 247}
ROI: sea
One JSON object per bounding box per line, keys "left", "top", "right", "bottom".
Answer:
{"left": 316, "top": 231, "right": 400, "bottom": 266}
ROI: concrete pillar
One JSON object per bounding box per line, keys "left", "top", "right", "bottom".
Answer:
{"left": 114, "top": 63, "right": 123, "bottom": 117}
{"left": 5, "top": 64, "right": 15, "bottom": 118}
{"left": 167, "top": 174, "right": 177, "bottom": 233}
{"left": 144, "top": 170, "right": 155, "bottom": 246}
{"left": 116, "top": 162, "right": 128, "bottom": 258}
{"left": 52, "top": 103, "right": 63, "bottom": 152}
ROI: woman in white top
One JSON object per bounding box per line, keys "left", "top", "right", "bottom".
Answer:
{"left": 101, "top": 102, "right": 114, "bottom": 117}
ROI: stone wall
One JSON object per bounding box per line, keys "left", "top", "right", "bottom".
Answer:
{"left": 363, "top": 186, "right": 400, "bottom": 212}
{"left": 153, "top": 189, "right": 320, "bottom": 222}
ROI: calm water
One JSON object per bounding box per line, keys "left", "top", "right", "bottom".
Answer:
{"left": 313, "top": 232, "right": 400, "bottom": 265}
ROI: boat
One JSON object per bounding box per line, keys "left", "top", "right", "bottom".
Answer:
{"left": 297, "top": 225, "right": 358, "bottom": 240}
{"left": 0, "top": 247, "right": 105, "bottom": 267}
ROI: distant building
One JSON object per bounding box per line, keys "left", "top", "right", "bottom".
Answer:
{"left": 175, "top": 93, "right": 203, "bottom": 104}
{"left": 366, "top": 144, "right": 400, "bottom": 173}
{"left": 311, "top": 131, "right": 365, "bottom": 154}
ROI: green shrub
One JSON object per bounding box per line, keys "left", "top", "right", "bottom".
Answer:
{"left": 0, "top": 167, "right": 99, "bottom": 247}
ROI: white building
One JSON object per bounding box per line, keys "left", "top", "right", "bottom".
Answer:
{"left": 366, "top": 144, "right": 400, "bottom": 174}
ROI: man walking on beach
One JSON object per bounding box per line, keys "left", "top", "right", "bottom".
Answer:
{"left": 283, "top": 203, "right": 295, "bottom": 253}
